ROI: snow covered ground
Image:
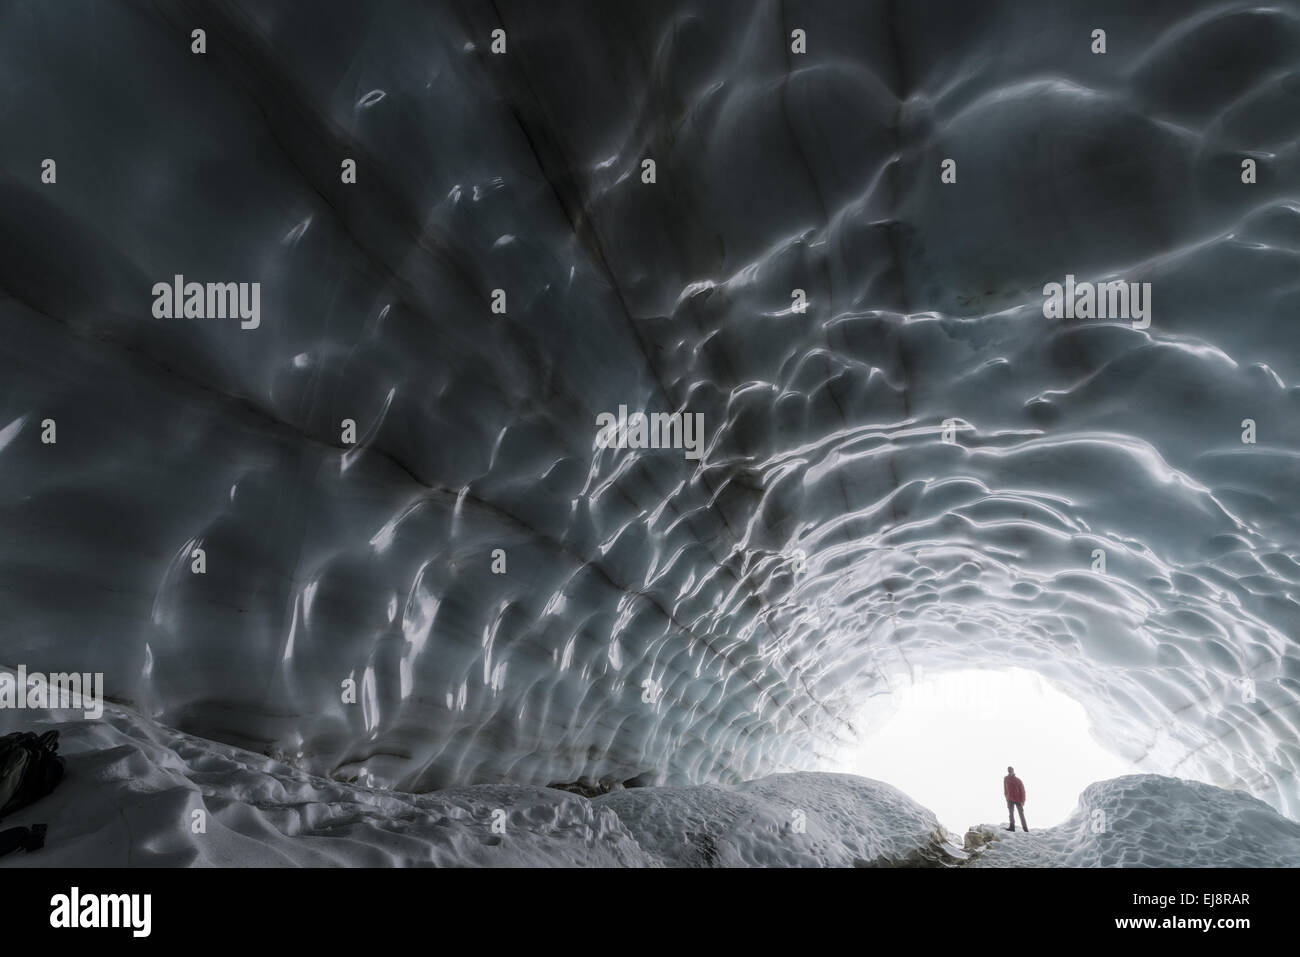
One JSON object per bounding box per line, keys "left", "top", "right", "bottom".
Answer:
{"left": 966, "top": 775, "right": 1300, "bottom": 868}
{"left": 3, "top": 705, "right": 1296, "bottom": 867}
{"left": 597, "top": 771, "right": 952, "bottom": 867}
{"left": 1, "top": 706, "right": 648, "bottom": 867}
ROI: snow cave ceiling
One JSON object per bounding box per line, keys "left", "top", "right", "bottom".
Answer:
{"left": 1, "top": 0, "right": 1299, "bottom": 818}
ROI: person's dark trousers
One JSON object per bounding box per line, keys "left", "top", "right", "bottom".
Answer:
{"left": 1007, "top": 800, "right": 1028, "bottom": 831}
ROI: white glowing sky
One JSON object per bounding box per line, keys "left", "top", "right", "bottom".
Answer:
{"left": 838, "top": 668, "right": 1134, "bottom": 833}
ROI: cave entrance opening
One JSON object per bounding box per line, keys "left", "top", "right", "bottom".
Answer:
{"left": 835, "top": 667, "right": 1132, "bottom": 833}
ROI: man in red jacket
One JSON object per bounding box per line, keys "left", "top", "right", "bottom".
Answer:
{"left": 1004, "top": 766, "right": 1028, "bottom": 832}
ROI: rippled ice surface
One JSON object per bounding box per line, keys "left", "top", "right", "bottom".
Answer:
{"left": 1, "top": 0, "right": 1299, "bottom": 831}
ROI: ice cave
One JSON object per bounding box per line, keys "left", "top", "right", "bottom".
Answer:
{"left": 1, "top": 0, "right": 1300, "bottom": 869}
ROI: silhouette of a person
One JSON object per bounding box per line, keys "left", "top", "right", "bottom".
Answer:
{"left": 1004, "top": 766, "right": 1028, "bottom": 832}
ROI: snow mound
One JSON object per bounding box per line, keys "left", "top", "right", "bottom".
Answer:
{"left": 0, "top": 706, "right": 948, "bottom": 867}
{"left": 967, "top": 775, "right": 1300, "bottom": 867}
{"left": 0, "top": 708, "right": 651, "bottom": 867}
{"left": 4, "top": 705, "right": 1295, "bottom": 867}
{"left": 595, "top": 772, "right": 952, "bottom": 867}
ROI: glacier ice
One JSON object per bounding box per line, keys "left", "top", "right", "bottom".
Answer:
{"left": 0, "top": 0, "right": 1299, "bottom": 867}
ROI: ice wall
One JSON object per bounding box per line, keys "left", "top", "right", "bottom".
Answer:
{"left": 0, "top": 0, "right": 1297, "bottom": 814}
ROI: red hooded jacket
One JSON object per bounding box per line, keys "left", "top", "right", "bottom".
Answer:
{"left": 1004, "top": 773, "right": 1026, "bottom": 804}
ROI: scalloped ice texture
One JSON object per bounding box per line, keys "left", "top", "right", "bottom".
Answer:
{"left": 0, "top": 0, "right": 1298, "bottom": 821}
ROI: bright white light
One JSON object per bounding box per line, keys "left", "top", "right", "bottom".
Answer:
{"left": 837, "top": 668, "right": 1132, "bottom": 833}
